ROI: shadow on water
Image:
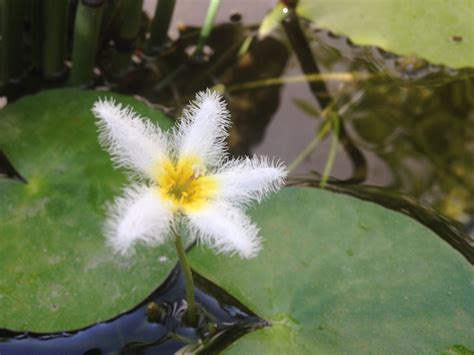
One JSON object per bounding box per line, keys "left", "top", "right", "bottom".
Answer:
{"left": 0, "top": 266, "right": 266, "bottom": 354}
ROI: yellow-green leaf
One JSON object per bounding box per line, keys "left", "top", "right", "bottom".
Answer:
{"left": 297, "top": 0, "right": 474, "bottom": 69}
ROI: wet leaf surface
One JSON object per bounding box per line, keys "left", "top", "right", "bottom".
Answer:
{"left": 0, "top": 89, "right": 176, "bottom": 332}
{"left": 189, "top": 187, "right": 474, "bottom": 353}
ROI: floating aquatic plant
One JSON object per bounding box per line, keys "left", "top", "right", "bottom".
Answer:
{"left": 92, "top": 89, "right": 287, "bottom": 322}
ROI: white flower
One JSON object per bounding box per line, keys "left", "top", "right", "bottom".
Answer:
{"left": 92, "top": 90, "right": 287, "bottom": 259}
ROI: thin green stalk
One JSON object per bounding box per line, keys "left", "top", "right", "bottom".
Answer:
{"left": 69, "top": 0, "right": 105, "bottom": 86}
{"left": 43, "top": 0, "right": 68, "bottom": 78}
{"left": 145, "top": 0, "right": 176, "bottom": 54}
{"left": 288, "top": 98, "right": 338, "bottom": 173}
{"left": 174, "top": 232, "right": 196, "bottom": 324}
{"left": 258, "top": 2, "right": 286, "bottom": 38}
{"left": 237, "top": 34, "right": 253, "bottom": 57}
{"left": 287, "top": 120, "right": 331, "bottom": 173}
{"left": 193, "top": 0, "right": 220, "bottom": 59}
{"left": 320, "top": 114, "right": 340, "bottom": 188}
{"left": 288, "top": 88, "right": 364, "bottom": 173}
{"left": 0, "top": 0, "right": 26, "bottom": 86}
{"left": 226, "top": 72, "right": 369, "bottom": 93}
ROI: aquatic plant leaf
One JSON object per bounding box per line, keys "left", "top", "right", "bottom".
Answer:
{"left": 297, "top": 0, "right": 474, "bottom": 69}
{"left": 189, "top": 187, "right": 474, "bottom": 353}
{"left": 0, "top": 89, "right": 176, "bottom": 332}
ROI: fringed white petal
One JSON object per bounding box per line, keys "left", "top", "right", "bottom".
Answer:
{"left": 92, "top": 98, "right": 169, "bottom": 178}
{"left": 105, "top": 184, "right": 173, "bottom": 255}
{"left": 186, "top": 202, "right": 262, "bottom": 259}
{"left": 173, "top": 90, "right": 230, "bottom": 167}
{"left": 214, "top": 155, "right": 287, "bottom": 207}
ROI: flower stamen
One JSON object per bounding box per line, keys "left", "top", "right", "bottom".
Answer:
{"left": 156, "top": 156, "right": 218, "bottom": 212}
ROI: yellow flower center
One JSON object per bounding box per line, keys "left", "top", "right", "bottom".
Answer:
{"left": 156, "top": 156, "right": 218, "bottom": 212}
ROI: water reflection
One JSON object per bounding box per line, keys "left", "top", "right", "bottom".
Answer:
{"left": 0, "top": 267, "right": 264, "bottom": 354}
{"left": 252, "top": 25, "right": 474, "bottom": 231}
{"left": 103, "top": 17, "right": 474, "bottom": 241}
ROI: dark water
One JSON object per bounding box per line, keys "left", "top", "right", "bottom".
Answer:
{"left": 1, "top": 2, "right": 473, "bottom": 353}
{"left": 0, "top": 266, "right": 265, "bottom": 354}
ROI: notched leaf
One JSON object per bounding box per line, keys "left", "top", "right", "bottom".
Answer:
{"left": 0, "top": 150, "right": 26, "bottom": 183}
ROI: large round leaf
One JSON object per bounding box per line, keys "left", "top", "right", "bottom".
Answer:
{"left": 297, "top": 0, "right": 474, "bottom": 69}
{"left": 189, "top": 187, "right": 474, "bottom": 353}
{"left": 0, "top": 89, "right": 176, "bottom": 332}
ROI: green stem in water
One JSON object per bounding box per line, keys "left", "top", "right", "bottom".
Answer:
{"left": 287, "top": 119, "right": 331, "bottom": 173}
{"left": 288, "top": 92, "right": 362, "bottom": 174}
{"left": 174, "top": 232, "right": 196, "bottom": 324}
{"left": 193, "top": 0, "right": 220, "bottom": 59}
{"left": 287, "top": 98, "right": 337, "bottom": 173}
{"left": 320, "top": 113, "right": 340, "bottom": 188}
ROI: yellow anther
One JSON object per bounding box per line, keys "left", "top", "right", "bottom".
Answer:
{"left": 155, "top": 156, "right": 218, "bottom": 212}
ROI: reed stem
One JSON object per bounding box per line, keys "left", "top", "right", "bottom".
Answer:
{"left": 42, "top": 0, "right": 68, "bottom": 78}
{"left": 0, "top": 0, "right": 26, "bottom": 87}
{"left": 106, "top": 0, "right": 143, "bottom": 79}
{"left": 69, "top": 0, "right": 105, "bottom": 86}
{"left": 29, "top": 0, "right": 42, "bottom": 70}
{"left": 116, "top": 0, "right": 143, "bottom": 41}
{"left": 145, "top": 0, "right": 176, "bottom": 54}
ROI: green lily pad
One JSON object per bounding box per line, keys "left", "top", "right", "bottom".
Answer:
{"left": 189, "top": 187, "right": 474, "bottom": 353}
{"left": 297, "top": 0, "right": 474, "bottom": 69}
{"left": 0, "top": 89, "right": 175, "bottom": 332}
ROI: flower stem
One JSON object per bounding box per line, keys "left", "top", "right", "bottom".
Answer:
{"left": 174, "top": 232, "right": 197, "bottom": 324}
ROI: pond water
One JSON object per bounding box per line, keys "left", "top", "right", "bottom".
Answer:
{"left": 106, "top": 6, "right": 474, "bottom": 253}
{"left": 0, "top": 266, "right": 264, "bottom": 353}
{"left": 0, "top": 1, "right": 473, "bottom": 353}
